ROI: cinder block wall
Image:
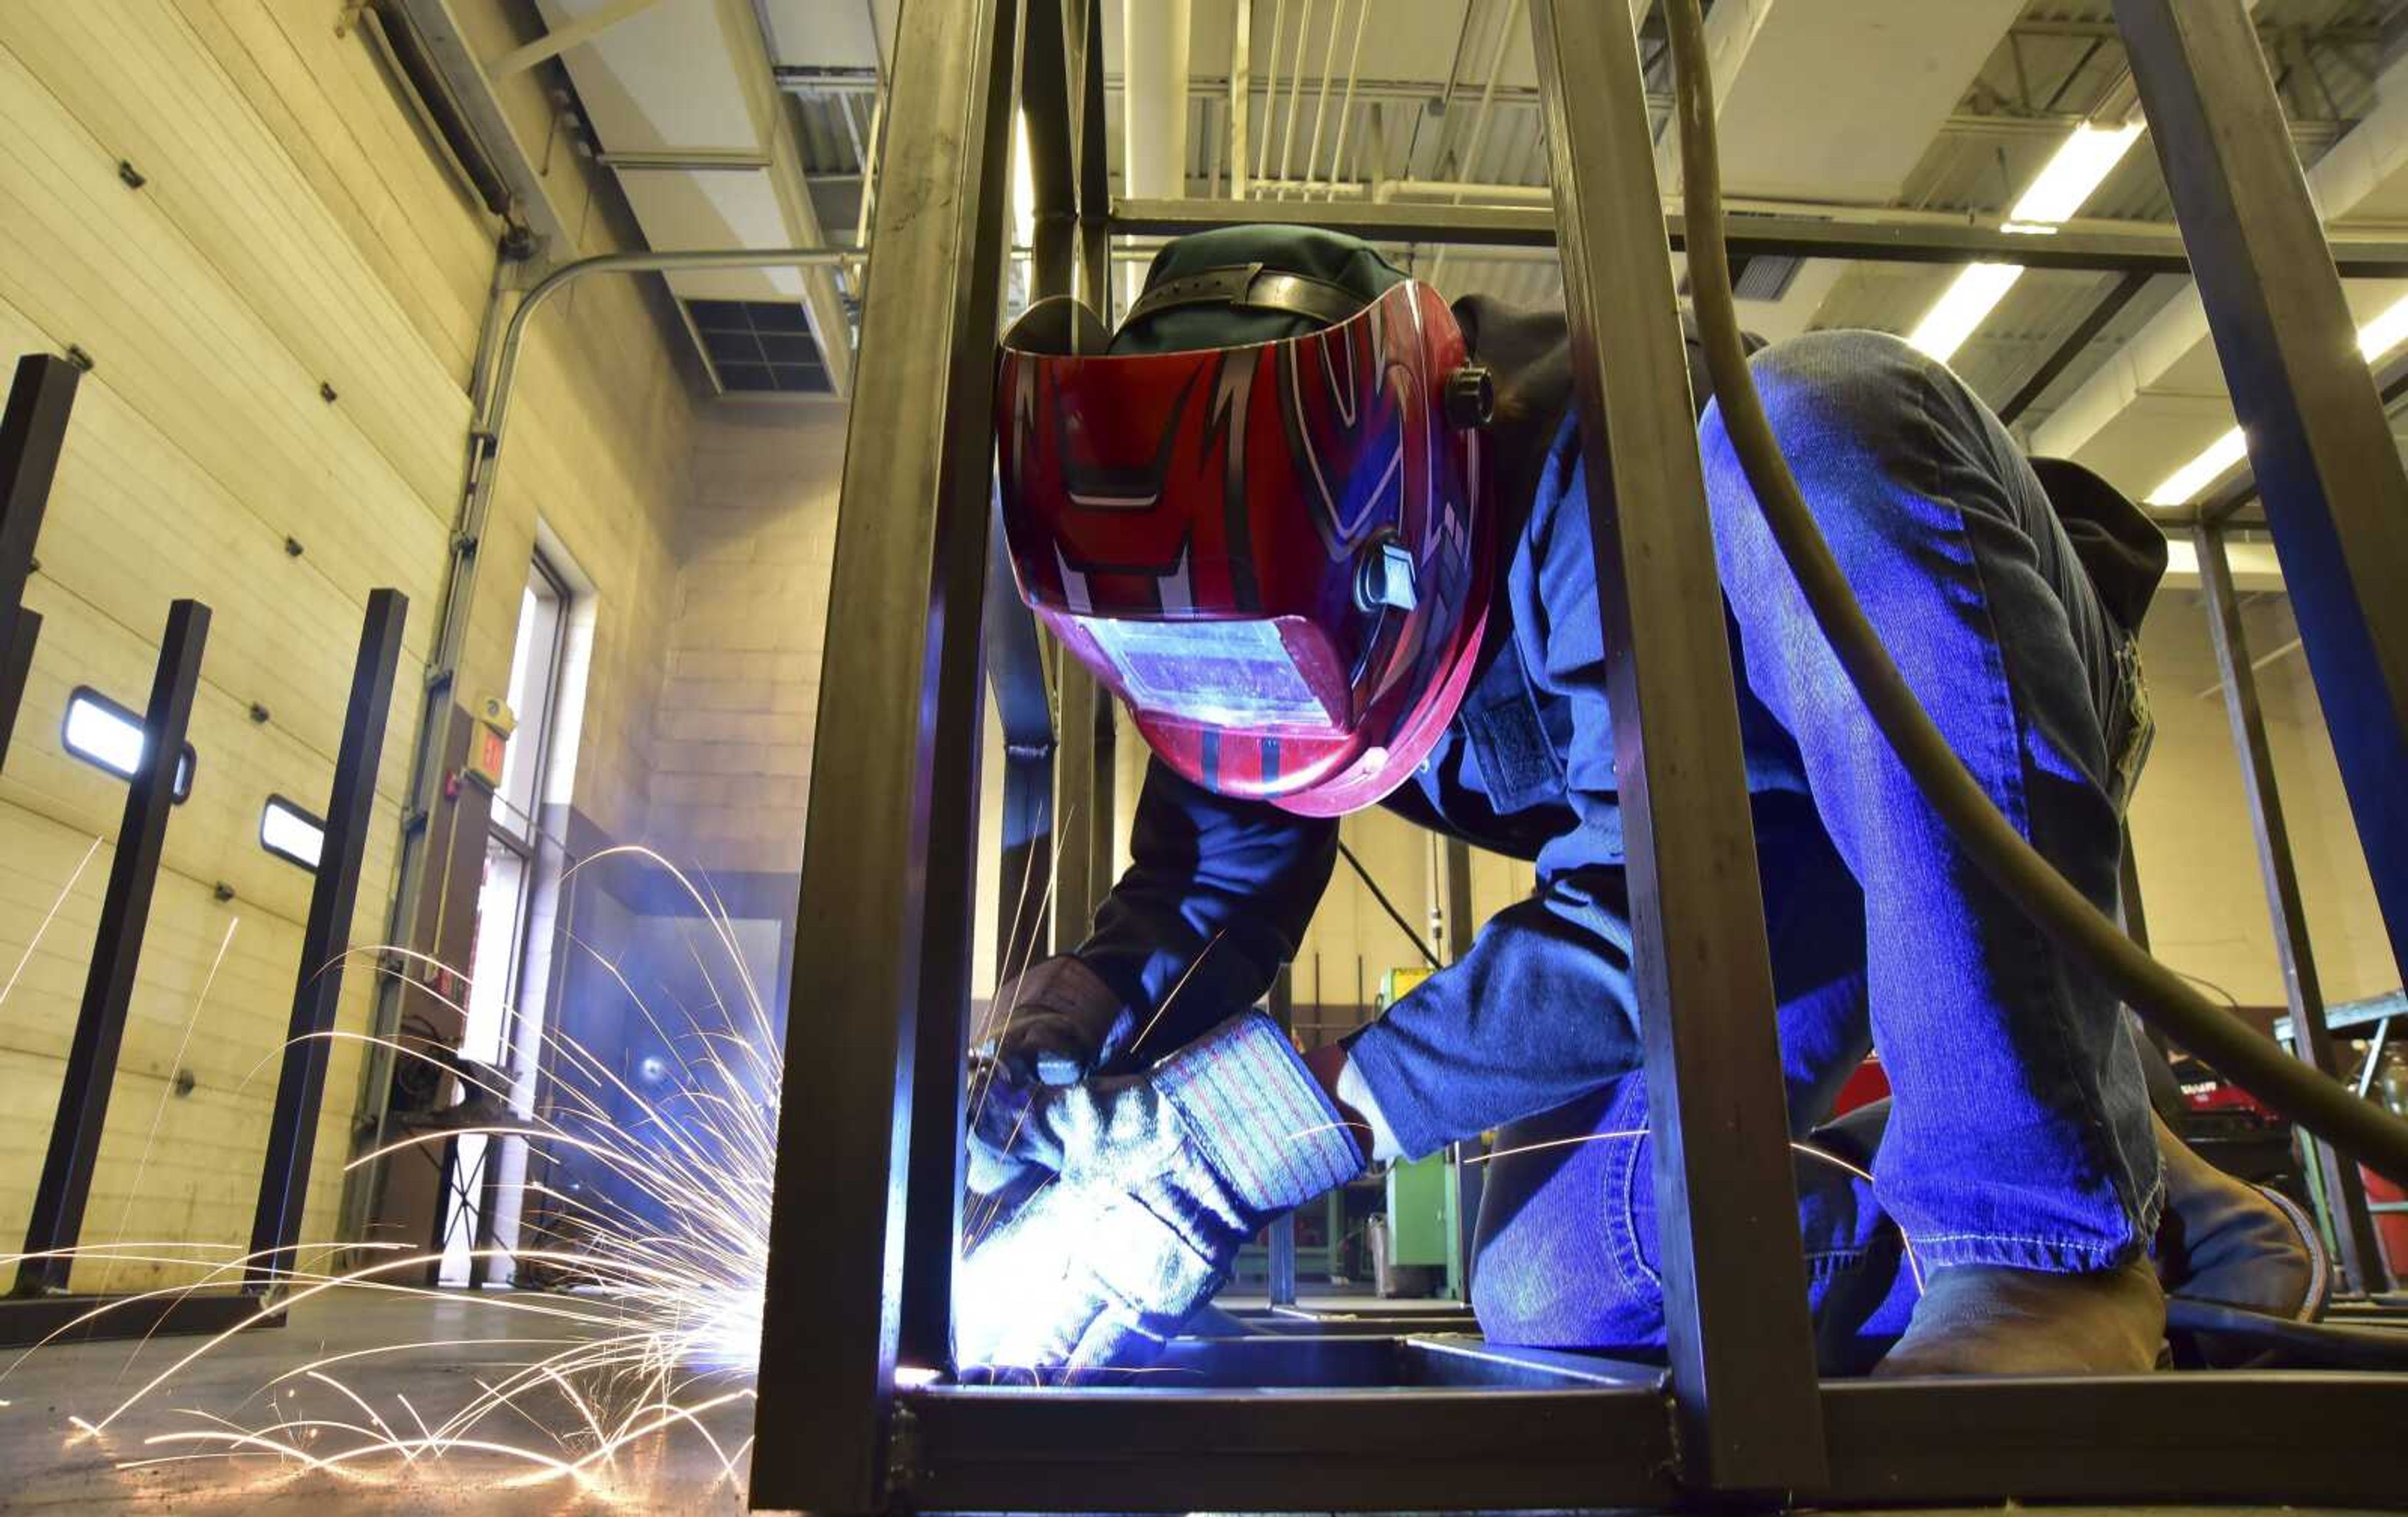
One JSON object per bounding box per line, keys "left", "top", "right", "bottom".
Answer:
{"left": 0, "top": 2, "right": 696, "bottom": 1289}
{"left": 651, "top": 400, "right": 845, "bottom": 879}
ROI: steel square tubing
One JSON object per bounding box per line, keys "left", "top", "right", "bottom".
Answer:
{"left": 17, "top": 600, "right": 211, "bottom": 1295}
{"left": 248, "top": 589, "right": 409, "bottom": 1289}
{"left": 1530, "top": 0, "right": 1824, "bottom": 1494}
{"left": 2116, "top": 0, "right": 2408, "bottom": 983}
{"left": 0, "top": 1287, "right": 280, "bottom": 1350}
{"left": 0, "top": 354, "right": 79, "bottom": 771}
{"left": 1112, "top": 196, "right": 2408, "bottom": 277}
{"left": 747, "top": 0, "right": 1017, "bottom": 1506}
{"left": 1819, "top": 1372, "right": 2408, "bottom": 1506}
{"left": 893, "top": 1368, "right": 2408, "bottom": 1511}
{"left": 2195, "top": 527, "right": 2388, "bottom": 1291}
{"left": 894, "top": 1383, "right": 1682, "bottom": 1513}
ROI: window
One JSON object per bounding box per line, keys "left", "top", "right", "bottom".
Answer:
{"left": 61, "top": 687, "right": 195, "bottom": 802}
{"left": 259, "top": 795, "right": 325, "bottom": 870}
{"left": 441, "top": 554, "right": 573, "bottom": 1287}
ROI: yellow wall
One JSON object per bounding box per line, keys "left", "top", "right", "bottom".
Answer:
{"left": 2128, "top": 586, "right": 2397, "bottom": 1012}
{"left": 0, "top": 1, "right": 695, "bottom": 1289}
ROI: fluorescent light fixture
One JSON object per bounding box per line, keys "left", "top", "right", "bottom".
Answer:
{"left": 61, "top": 687, "right": 194, "bottom": 802}
{"left": 1906, "top": 122, "right": 2147, "bottom": 363}
{"left": 2148, "top": 294, "right": 2408, "bottom": 505}
{"left": 260, "top": 795, "right": 327, "bottom": 870}
{"left": 2146, "top": 426, "right": 2247, "bottom": 506}
{"left": 1908, "top": 263, "right": 2027, "bottom": 362}
{"left": 1012, "top": 109, "right": 1035, "bottom": 248}
{"left": 2007, "top": 122, "right": 2145, "bottom": 226}
{"left": 2358, "top": 290, "right": 2408, "bottom": 362}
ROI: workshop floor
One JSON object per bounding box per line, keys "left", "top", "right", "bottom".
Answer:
{"left": 0, "top": 1291, "right": 752, "bottom": 1514}
{"left": 1, "top": 1291, "right": 2394, "bottom": 1514}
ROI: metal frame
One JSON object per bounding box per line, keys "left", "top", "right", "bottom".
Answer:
{"left": 747, "top": 0, "right": 2408, "bottom": 1511}
{"left": 14, "top": 598, "right": 210, "bottom": 1297}
{"left": 1, "top": 589, "right": 408, "bottom": 1344}
{"left": 0, "top": 355, "right": 77, "bottom": 772}
{"left": 247, "top": 589, "right": 410, "bottom": 1287}
{"left": 2195, "top": 526, "right": 2389, "bottom": 1292}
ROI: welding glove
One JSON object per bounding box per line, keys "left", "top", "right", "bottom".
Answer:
{"left": 966, "top": 956, "right": 1137, "bottom": 1205}
{"left": 956, "top": 1010, "right": 1365, "bottom": 1380}
{"left": 976, "top": 955, "right": 1136, "bottom": 1086}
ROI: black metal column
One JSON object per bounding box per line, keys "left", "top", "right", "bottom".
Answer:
{"left": 1070, "top": 0, "right": 1111, "bottom": 320}
{"left": 2194, "top": 527, "right": 2387, "bottom": 1292}
{"left": 2116, "top": 0, "right": 2408, "bottom": 987}
{"left": 895, "top": 0, "right": 1056, "bottom": 1378}
{"left": 990, "top": 0, "right": 1075, "bottom": 984}
{"left": 988, "top": 529, "right": 1055, "bottom": 980}
{"left": 1, "top": 355, "right": 79, "bottom": 771}
{"left": 1999, "top": 271, "right": 2152, "bottom": 428}
{"left": 749, "top": 0, "right": 1016, "bottom": 1506}
{"left": 16, "top": 599, "right": 210, "bottom": 1296}
{"left": 1529, "top": 0, "right": 1825, "bottom": 1496}
{"left": 2118, "top": 820, "right": 2152, "bottom": 951}
{"left": 247, "top": 589, "right": 408, "bottom": 1287}
{"left": 1437, "top": 837, "right": 1475, "bottom": 964}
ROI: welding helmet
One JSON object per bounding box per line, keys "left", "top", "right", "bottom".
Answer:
{"left": 994, "top": 228, "right": 1496, "bottom": 817}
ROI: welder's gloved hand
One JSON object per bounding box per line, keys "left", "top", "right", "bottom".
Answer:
{"left": 967, "top": 956, "right": 1137, "bottom": 1203}
{"left": 955, "top": 1011, "right": 1365, "bottom": 1381}
{"left": 976, "top": 955, "right": 1135, "bottom": 1087}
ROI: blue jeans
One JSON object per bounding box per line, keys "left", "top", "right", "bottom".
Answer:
{"left": 1470, "top": 330, "right": 2162, "bottom": 1355}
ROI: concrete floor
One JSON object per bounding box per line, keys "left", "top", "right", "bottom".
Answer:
{"left": 1, "top": 1291, "right": 2398, "bottom": 1514}
{"left": 0, "top": 1291, "right": 753, "bottom": 1514}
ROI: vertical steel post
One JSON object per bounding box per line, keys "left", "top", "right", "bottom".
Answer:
{"left": 1074, "top": 0, "right": 1116, "bottom": 904}
{"left": 1529, "top": 0, "right": 1825, "bottom": 1494}
{"left": 2116, "top": 0, "right": 2408, "bottom": 987}
{"left": 248, "top": 589, "right": 409, "bottom": 1288}
{"left": 1, "top": 356, "right": 80, "bottom": 773}
{"left": 988, "top": 530, "right": 1056, "bottom": 980}
{"left": 1045, "top": 0, "right": 1116, "bottom": 951}
{"left": 2118, "top": 820, "right": 2151, "bottom": 951}
{"left": 749, "top": 0, "right": 1016, "bottom": 1506}
{"left": 990, "top": 0, "right": 1077, "bottom": 986}
{"left": 1437, "top": 837, "right": 1475, "bottom": 963}
{"left": 2195, "top": 526, "right": 2387, "bottom": 1292}
{"left": 1072, "top": 0, "right": 1113, "bottom": 319}
{"left": 16, "top": 599, "right": 211, "bottom": 1296}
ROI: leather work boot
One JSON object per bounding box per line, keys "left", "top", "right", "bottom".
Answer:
{"left": 1872, "top": 1253, "right": 2165, "bottom": 1376}
{"left": 2153, "top": 1114, "right": 2326, "bottom": 1318}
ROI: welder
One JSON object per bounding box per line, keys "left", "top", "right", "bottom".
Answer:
{"left": 959, "top": 225, "right": 2320, "bottom": 1379}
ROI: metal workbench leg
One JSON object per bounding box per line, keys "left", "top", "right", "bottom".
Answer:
{"left": 248, "top": 589, "right": 409, "bottom": 1289}
{"left": 1529, "top": 0, "right": 1824, "bottom": 1497}
{"left": 1, "top": 355, "right": 79, "bottom": 772}
{"left": 2195, "top": 526, "right": 2387, "bottom": 1292}
{"left": 2116, "top": 0, "right": 2408, "bottom": 987}
{"left": 16, "top": 599, "right": 211, "bottom": 1296}
{"left": 748, "top": 0, "right": 1017, "bottom": 1506}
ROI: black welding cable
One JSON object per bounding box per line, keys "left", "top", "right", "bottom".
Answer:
{"left": 1659, "top": 0, "right": 2408, "bottom": 1187}
{"left": 2165, "top": 1297, "right": 2408, "bottom": 1370}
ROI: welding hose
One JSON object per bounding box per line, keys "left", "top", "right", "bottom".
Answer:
{"left": 1660, "top": 0, "right": 2408, "bottom": 1187}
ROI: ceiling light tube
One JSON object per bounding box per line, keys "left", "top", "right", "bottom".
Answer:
{"left": 1908, "top": 262, "right": 2027, "bottom": 362}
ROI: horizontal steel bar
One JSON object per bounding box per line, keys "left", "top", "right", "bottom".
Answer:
{"left": 1111, "top": 196, "right": 2408, "bottom": 275}
{"left": 0, "top": 1289, "right": 281, "bottom": 1348}
{"left": 1820, "top": 1372, "right": 2408, "bottom": 1506}
{"left": 899, "top": 1368, "right": 2408, "bottom": 1511}
{"left": 895, "top": 1383, "right": 1682, "bottom": 1511}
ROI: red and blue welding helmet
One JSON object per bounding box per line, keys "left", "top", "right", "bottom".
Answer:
{"left": 994, "top": 228, "right": 1496, "bottom": 817}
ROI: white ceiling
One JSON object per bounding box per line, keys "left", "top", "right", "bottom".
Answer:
{"left": 527, "top": 0, "right": 2408, "bottom": 487}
